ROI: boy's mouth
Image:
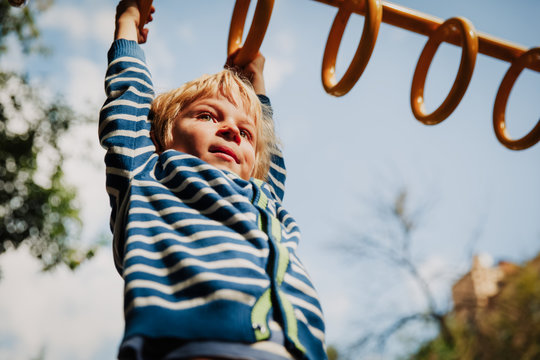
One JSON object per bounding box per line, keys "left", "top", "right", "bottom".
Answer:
{"left": 209, "top": 145, "right": 240, "bottom": 164}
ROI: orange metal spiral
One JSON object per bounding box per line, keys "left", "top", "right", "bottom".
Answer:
{"left": 410, "top": 17, "right": 478, "bottom": 125}
{"left": 222, "top": 0, "right": 538, "bottom": 149}
{"left": 227, "top": 0, "right": 275, "bottom": 67}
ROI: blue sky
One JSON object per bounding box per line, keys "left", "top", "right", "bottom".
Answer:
{"left": 0, "top": 0, "right": 538, "bottom": 359}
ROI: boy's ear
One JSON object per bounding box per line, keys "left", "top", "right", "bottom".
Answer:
{"left": 150, "top": 130, "right": 163, "bottom": 154}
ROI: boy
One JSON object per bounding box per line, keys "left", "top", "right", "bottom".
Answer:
{"left": 100, "top": 1, "right": 326, "bottom": 359}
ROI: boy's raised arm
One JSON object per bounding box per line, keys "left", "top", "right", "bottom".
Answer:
{"left": 226, "top": 51, "right": 267, "bottom": 95}
{"left": 115, "top": 0, "right": 154, "bottom": 43}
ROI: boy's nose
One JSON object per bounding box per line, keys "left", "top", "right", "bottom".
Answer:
{"left": 216, "top": 123, "right": 241, "bottom": 145}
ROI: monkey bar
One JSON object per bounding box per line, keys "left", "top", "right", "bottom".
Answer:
{"left": 225, "top": 0, "right": 539, "bottom": 151}
{"left": 315, "top": 0, "right": 537, "bottom": 68}
{"left": 8, "top": 0, "right": 535, "bottom": 149}
{"left": 124, "top": 0, "right": 540, "bottom": 150}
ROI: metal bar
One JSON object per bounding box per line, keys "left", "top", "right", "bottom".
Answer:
{"left": 312, "top": 0, "right": 539, "bottom": 72}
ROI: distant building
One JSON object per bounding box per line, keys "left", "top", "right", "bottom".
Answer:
{"left": 452, "top": 255, "right": 519, "bottom": 321}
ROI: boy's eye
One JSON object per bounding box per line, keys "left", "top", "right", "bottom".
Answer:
{"left": 240, "top": 129, "right": 251, "bottom": 140}
{"left": 198, "top": 113, "right": 216, "bottom": 122}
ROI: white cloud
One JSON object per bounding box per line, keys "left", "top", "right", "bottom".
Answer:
{"left": 265, "top": 56, "right": 295, "bottom": 92}
{"left": 145, "top": 33, "right": 177, "bottom": 91}
{"left": 59, "top": 121, "right": 110, "bottom": 244}
{"left": 66, "top": 56, "right": 104, "bottom": 114}
{"left": 176, "top": 23, "right": 196, "bottom": 44}
{"left": 270, "top": 31, "right": 297, "bottom": 54}
{"left": 92, "top": 8, "right": 116, "bottom": 47}
{"left": 0, "top": 248, "right": 123, "bottom": 360}
{"left": 40, "top": 7, "right": 87, "bottom": 41}
{"left": 263, "top": 29, "right": 298, "bottom": 92}
{"left": 39, "top": 4, "right": 114, "bottom": 47}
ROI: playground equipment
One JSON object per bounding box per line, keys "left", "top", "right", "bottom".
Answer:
{"left": 225, "top": 0, "right": 539, "bottom": 151}
{"left": 228, "top": 0, "right": 275, "bottom": 66}
{"left": 11, "top": 0, "right": 538, "bottom": 150}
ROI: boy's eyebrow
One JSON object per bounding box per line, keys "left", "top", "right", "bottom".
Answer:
{"left": 182, "top": 102, "right": 219, "bottom": 119}
{"left": 187, "top": 101, "right": 215, "bottom": 111}
{"left": 191, "top": 100, "right": 223, "bottom": 113}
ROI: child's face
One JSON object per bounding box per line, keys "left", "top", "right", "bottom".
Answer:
{"left": 168, "top": 95, "right": 257, "bottom": 180}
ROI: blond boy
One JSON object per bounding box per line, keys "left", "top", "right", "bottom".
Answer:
{"left": 100, "top": 1, "right": 326, "bottom": 359}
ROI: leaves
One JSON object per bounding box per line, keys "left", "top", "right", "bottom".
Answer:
{"left": 0, "top": 0, "right": 53, "bottom": 55}
{"left": 0, "top": 0, "right": 101, "bottom": 272}
{"left": 412, "top": 253, "right": 540, "bottom": 360}
{"left": 0, "top": 71, "right": 96, "bottom": 271}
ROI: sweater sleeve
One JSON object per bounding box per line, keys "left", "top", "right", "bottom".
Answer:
{"left": 98, "top": 39, "right": 156, "bottom": 233}
{"left": 257, "top": 94, "right": 286, "bottom": 203}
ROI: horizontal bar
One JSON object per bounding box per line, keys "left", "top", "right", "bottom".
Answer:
{"left": 312, "top": 0, "right": 540, "bottom": 72}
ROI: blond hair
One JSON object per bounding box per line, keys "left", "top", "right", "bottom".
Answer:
{"left": 150, "top": 69, "right": 276, "bottom": 180}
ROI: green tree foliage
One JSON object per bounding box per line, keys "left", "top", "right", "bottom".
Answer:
{"left": 412, "top": 253, "right": 540, "bottom": 360}
{"left": 0, "top": 1, "right": 96, "bottom": 272}
{"left": 327, "top": 345, "right": 340, "bottom": 360}
{"left": 0, "top": 0, "right": 46, "bottom": 55}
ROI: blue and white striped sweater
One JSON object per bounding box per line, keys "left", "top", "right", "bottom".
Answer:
{"left": 99, "top": 40, "right": 326, "bottom": 360}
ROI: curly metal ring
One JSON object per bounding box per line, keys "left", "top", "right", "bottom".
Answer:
{"left": 321, "top": 0, "right": 382, "bottom": 97}
{"left": 411, "top": 17, "right": 478, "bottom": 125}
{"left": 493, "top": 47, "right": 540, "bottom": 150}
{"left": 227, "top": 0, "right": 275, "bottom": 67}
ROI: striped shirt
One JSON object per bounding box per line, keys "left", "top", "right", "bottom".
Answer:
{"left": 99, "top": 40, "right": 326, "bottom": 360}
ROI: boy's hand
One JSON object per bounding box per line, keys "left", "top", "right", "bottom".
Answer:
{"left": 226, "top": 51, "right": 267, "bottom": 95}
{"left": 115, "top": 0, "right": 154, "bottom": 44}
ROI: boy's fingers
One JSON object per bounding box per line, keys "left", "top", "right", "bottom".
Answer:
{"left": 226, "top": 49, "right": 240, "bottom": 67}
{"left": 137, "top": 0, "right": 154, "bottom": 27}
{"left": 146, "top": 6, "right": 155, "bottom": 23}
{"left": 139, "top": 28, "right": 149, "bottom": 44}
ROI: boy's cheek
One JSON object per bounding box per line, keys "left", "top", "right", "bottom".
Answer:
{"left": 248, "top": 152, "right": 257, "bottom": 176}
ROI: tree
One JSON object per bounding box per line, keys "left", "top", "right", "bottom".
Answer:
{"left": 336, "top": 186, "right": 461, "bottom": 358}
{"left": 0, "top": 0, "right": 44, "bottom": 55}
{"left": 412, "top": 253, "right": 540, "bottom": 360}
{"left": 326, "top": 345, "right": 341, "bottom": 360}
{"left": 0, "top": 1, "right": 96, "bottom": 272}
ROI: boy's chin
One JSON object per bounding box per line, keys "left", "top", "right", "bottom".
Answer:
{"left": 211, "top": 162, "right": 240, "bottom": 177}
{"left": 213, "top": 163, "right": 253, "bottom": 180}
